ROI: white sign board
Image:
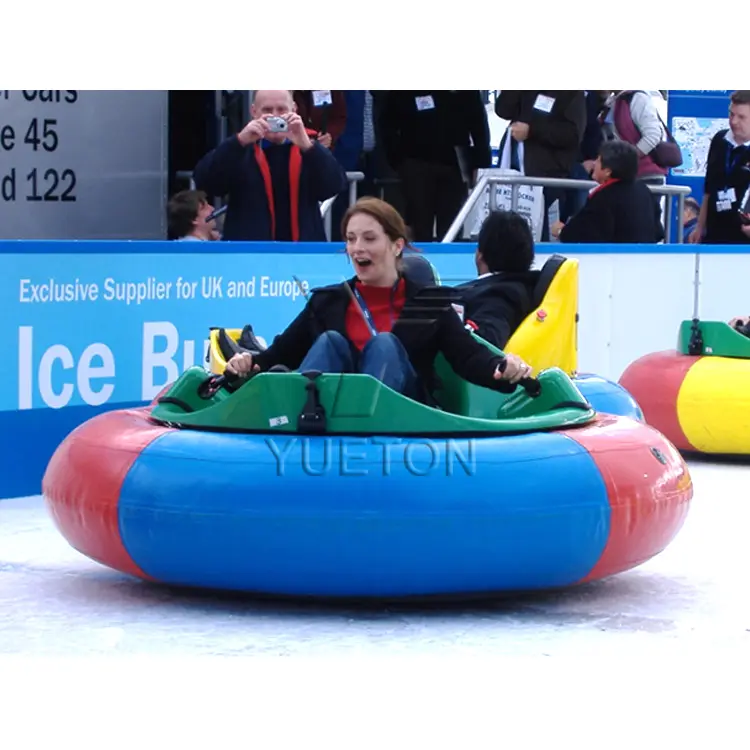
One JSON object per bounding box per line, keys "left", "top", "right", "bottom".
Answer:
{"left": 0, "top": 90, "right": 168, "bottom": 239}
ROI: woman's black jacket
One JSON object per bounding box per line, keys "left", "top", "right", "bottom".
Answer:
{"left": 253, "top": 275, "right": 514, "bottom": 399}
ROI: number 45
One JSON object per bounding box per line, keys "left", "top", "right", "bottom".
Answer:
{"left": 25, "top": 118, "right": 58, "bottom": 152}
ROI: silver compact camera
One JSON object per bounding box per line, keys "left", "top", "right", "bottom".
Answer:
{"left": 266, "top": 116, "right": 288, "bottom": 133}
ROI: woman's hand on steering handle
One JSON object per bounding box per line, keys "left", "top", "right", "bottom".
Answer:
{"left": 226, "top": 352, "right": 260, "bottom": 378}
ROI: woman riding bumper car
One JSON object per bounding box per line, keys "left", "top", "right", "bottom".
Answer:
{"left": 225, "top": 197, "right": 532, "bottom": 403}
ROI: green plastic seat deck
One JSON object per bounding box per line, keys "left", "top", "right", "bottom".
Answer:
{"left": 150, "top": 336, "right": 597, "bottom": 436}
{"left": 677, "top": 320, "right": 750, "bottom": 358}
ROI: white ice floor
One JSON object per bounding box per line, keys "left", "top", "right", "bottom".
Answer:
{"left": 2, "top": 458, "right": 749, "bottom": 748}
{"left": 2, "top": 458, "right": 750, "bottom": 658}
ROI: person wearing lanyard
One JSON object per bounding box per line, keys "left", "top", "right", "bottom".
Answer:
{"left": 688, "top": 90, "right": 750, "bottom": 245}
{"left": 225, "top": 197, "right": 533, "bottom": 405}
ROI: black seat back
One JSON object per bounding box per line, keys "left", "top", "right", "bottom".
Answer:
{"left": 402, "top": 253, "right": 440, "bottom": 286}
{"left": 212, "top": 325, "right": 268, "bottom": 365}
{"left": 531, "top": 254, "right": 568, "bottom": 308}
{"left": 237, "top": 324, "right": 268, "bottom": 353}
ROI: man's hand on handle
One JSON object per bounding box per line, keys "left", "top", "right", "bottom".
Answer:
{"left": 494, "top": 353, "right": 533, "bottom": 384}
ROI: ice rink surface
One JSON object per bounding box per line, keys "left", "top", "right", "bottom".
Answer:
{"left": 3, "top": 457, "right": 749, "bottom": 659}
{"left": 2, "top": 456, "right": 748, "bottom": 748}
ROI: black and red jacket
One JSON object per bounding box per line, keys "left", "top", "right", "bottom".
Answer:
{"left": 559, "top": 178, "right": 664, "bottom": 244}
{"left": 193, "top": 131, "right": 346, "bottom": 242}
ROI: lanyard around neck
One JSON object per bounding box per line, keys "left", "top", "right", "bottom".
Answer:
{"left": 352, "top": 281, "right": 400, "bottom": 338}
{"left": 726, "top": 143, "right": 750, "bottom": 178}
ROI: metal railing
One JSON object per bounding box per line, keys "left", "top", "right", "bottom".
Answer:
{"left": 321, "top": 171, "right": 364, "bottom": 240}
{"left": 175, "top": 170, "right": 196, "bottom": 190}
{"left": 441, "top": 174, "right": 693, "bottom": 244}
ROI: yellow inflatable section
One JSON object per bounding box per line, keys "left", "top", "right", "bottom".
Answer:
{"left": 677, "top": 356, "right": 750, "bottom": 455}
{"left": 505, "top": 257, "right": 578, "bottom": 376}
{"left": 208, "top": 256, "right": 580, "bottom": 378}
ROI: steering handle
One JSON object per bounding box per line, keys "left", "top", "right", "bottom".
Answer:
{"left": 519, "top": 376, "right": 541, "bottom": 397}
{"left": 497, "top": 357, "right": 542, "bottom": 397}
{"left": 198, "top": 368, "right": 244, "bottom": 399}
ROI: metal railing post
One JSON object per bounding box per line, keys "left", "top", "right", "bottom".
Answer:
{"left": 319, "top": 172, "right": 364, "bottom": 240}
{"left": 664, "top": 195, "right": 672, "bottom": 244}
{"left": 319, "top": 196, "right": 337, "bottom": 240}
{"left": 344, "top": 171, "right": 365, "bottom": 206}
{"left": 488, "top": 180, "right": 498, "bottom": 212}
{"left": 325, "top": 206, "right": 333, "bottom": 240}
{"left": 175, "top": 171, "right": 196, "bottom": 190}
{"left": 676, "top": 192, "right": 686, "bottom": 244}
{"left": 441, "top": 174, "right": 490, "bottom": 242}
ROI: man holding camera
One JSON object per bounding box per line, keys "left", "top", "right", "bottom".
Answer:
{"left": 193, "top": 90, "right": 347, "bottom": 242}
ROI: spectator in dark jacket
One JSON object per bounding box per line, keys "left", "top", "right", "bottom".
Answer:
{"left": 293, "top": 90, "right": 347, "bottom": 149}
{"left": 688, "top": 91, "right": 750, "bottom": 246}
{"left": 553, "top": 140, "right": 663, "bottom": 244}
{"left": 564, "top": 91, "right": 609, "bottom": 221}
{"left": 380, "top": 90, "right": 491, "bottom": 242}
{"left": 330, "top": 91, "right": 390, "bottom": 240}
{"left": 193, "top": 90, "right": 346, "bottom": 242}
{"left": 495, "top": 91, "right": 587, "bottom": 239}
{"left": 451, "top": 210, "right": 536, "bottom": 349}
{"left": 496, "top": 91, "right": 587, "bottom": 177}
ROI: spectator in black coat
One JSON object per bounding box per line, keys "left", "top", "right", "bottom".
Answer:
{"left": 379, "top": 90, "right": 491, "bottom": 242}
{"left": 495, "top": 91, "right": 587, "bottom": 240}
{"left": 451, "top": 210, "right": 536, "bottom": 349}
{"left": 553, "top": 140, "right": 664, "bottom": 244}
{"left": 193, "top": 90, "right": 347, "bottom": 242}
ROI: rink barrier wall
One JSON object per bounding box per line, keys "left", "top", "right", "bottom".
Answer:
{"left": 2, "top": 239, "right": 749, "bottom": 499}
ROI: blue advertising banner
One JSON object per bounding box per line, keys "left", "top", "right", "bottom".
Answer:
{"left": 0, "top": 238, "right": 715, "bottom": 500}
{"left": 666, "top": 90, "right": 733, "bottom": 241}
{"left": 0, "top": 241, "right": 480, "bottom": 498}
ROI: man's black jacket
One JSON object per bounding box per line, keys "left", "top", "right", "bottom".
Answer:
{"left": 453, "top": 273, "right": 535, "bottom": 349}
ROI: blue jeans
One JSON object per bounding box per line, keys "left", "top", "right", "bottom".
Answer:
{"left": 298, "top": 331, "right": 419, "bottom": 398}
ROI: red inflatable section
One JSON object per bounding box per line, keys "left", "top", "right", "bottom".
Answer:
{"left": 562, "top": 414, "right": 692, "bottom": 583}
{"left": 618, "top": 350, "right": 697, "bottom": 451}
{"left": 42, "top": 408, "right": 170, "bottom": 580}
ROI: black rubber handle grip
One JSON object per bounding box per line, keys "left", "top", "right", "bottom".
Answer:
{"left": 519, "top": 377, "right": 541, "bottom": 397}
